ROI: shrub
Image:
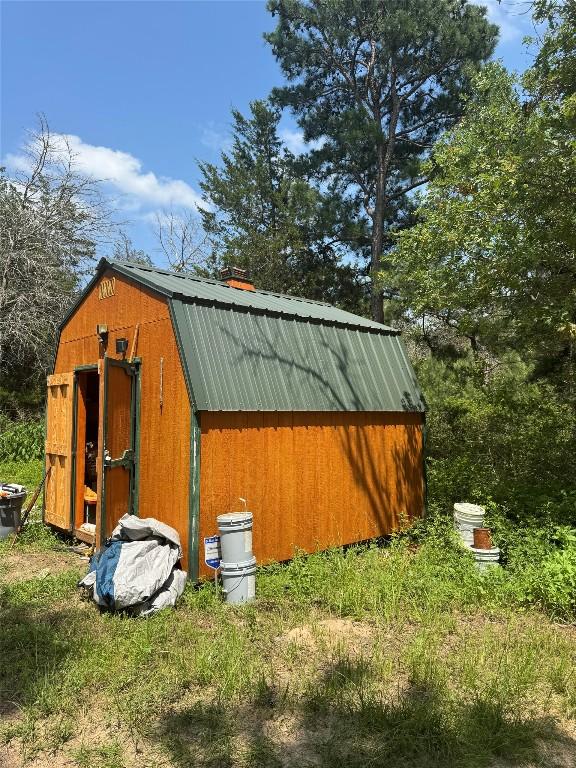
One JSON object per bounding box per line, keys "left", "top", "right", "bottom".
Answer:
{"left": 491, "top": 515, "right": 576, "bottom": 620}
{"left": 0, "top": 418, "right": 44, "bottom": 462}
{"left": 417, "top": 353, "right": 576, "bottom": 517}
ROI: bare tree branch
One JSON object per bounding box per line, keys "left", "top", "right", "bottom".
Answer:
{"left": 153, "top": 208, "right": 209, "bottom": 273}
{"left": 0, "top": 115, "right": 115, "bottom": 385}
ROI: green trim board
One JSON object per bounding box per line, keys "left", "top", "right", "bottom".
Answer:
{"left": 188, "top": 411, "right": 201, "bottom": 581}
{"left": 168, "top": 299, "right": 197, "bottom": 408}
{"left": 422, "top": 412, "right": 429, "bottom": 519}
{"left": 73, "top": 364, "right": 100, "bottom": 372}
{"left": 41, "top": 394, "right": 48, "bottom": 525}
{"left": 131, "top": 359, "right": 142, "bottom": 518}
{"left": 70, "top": 364, "right": 99, "bottom": 532}
{"left": 168, "top": 298, "right": 200, "bottom": 579}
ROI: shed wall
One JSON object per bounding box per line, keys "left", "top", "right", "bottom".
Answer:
{"left": 53, "top": 271, "right": 192, "bottom": 567}
{"left": 198, "top": 411, "right": 424, "bottom": 578}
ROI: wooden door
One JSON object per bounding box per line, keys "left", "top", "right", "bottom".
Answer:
{"left": 99, "top": 357, "right": 138, "bottom": 541}
{"left": 44, "top": 373, "right": 74, "bottom": 530}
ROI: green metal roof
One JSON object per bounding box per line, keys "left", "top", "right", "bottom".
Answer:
{"left": 171, "top": 301, "right": 423, "bottom": 412}
{"left": 89, "top": 260, "right": 424, "bottom": 413}
{"left": 109, "top": 260, "right": 394, "bottom": 333}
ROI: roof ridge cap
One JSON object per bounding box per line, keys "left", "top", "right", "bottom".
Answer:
{"left": 110, "top": 259, "right": 337, "bottom": 308}
{"left": 105, "top": 259, "right": 397, "bottom": 334}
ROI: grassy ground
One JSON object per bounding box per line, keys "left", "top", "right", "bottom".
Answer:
{"left": 1, "top": 461, "right": 575, "bottom": 768}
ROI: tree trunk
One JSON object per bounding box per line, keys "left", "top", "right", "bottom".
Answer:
{"left": 370, "top": 144, "right": 387, "bottom": 324}
{"left": 370, "top": 87, "right": 400, "bottom": 324}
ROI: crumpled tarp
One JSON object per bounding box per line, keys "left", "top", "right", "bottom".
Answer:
{"left": 78, "top": 514, "right": 187, "bottom": 616}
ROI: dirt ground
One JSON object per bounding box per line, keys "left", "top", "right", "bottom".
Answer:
{"left": 0, "top": 548, "right": 86, "bottom": 584}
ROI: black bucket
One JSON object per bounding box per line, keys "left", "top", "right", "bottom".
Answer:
{"left": 0, "top": 491, "right": 26, "bottom": 540}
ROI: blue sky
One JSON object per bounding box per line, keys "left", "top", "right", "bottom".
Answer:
{"left": 1, "top": 0, "right": 537, "bottom": 263}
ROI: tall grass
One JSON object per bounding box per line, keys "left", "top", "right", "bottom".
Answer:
{"left": 2, "top": 536, "right": 575, "bottom": 767}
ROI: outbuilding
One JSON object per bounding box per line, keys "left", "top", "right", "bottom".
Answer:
{"left": 44, "top": 259, "right": 426, "bottom": 579}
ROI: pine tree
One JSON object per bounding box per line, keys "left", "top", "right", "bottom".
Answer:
{"left": 199, "top": 100, "right": 366, "bottom": 310}
{"left": 265, "top": 0, "right": 497, "bottom": 321}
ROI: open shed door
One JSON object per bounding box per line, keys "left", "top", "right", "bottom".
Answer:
{"left": 99, "top": 357, "right": 139, "bottom": 541}
{"left": 45, "top": 373, "right": 74, "bottom": 530}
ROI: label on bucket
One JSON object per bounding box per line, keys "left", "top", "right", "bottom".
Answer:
{"left": 244, "top": 529, "right": 252, "bottom": 554}
{"left": 204, "top": 535, "right": 221, "bottom": 570}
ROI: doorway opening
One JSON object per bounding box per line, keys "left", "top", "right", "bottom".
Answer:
{"left": 71, "top": 359, "right": 140, "bottom": 544}
{"left": 74, "top": 369, "right": 100, "bottom": 533}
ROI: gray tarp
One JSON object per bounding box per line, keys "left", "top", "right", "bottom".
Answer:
{"left": 79, "top": 514, "right": 187, "bottom": 615}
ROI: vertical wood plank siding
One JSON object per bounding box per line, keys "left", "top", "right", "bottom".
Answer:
{"left": 198, "top": 411, "right": 424, "bottom": 579}
{"left": 53, "top": 271, "right": 192, "bottom": 566}
{"left": 44, "top": 373, "right": 75, "bottom": 530}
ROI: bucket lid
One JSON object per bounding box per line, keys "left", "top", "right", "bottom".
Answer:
{"left": 220, "top": 556, "right": 257, "bottom": 571}
{"left": 217, "top": 512, "right": 253, "bottom": 525}
{"left": 454, "top": 502, "right": 485, "bottom": 516}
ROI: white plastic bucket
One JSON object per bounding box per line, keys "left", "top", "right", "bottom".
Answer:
{"left": 217, "top": 512, "right": 253, "bottom": 563}
{"left": 470, "top": 546, "right": 500, "bottom": 570}
{"left": 453, "top": 503, "right": 485, "bottom": 548}
{"left": 220, "top": 556, "right": 257, "bottom": 605}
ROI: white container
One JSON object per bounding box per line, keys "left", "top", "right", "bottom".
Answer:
{"left": 453, "top": 502, "right": 485, "bottom": 548}
{"left": 220, "top": 556, "right": 257, "bottom": 605}
{"left": 217, "top": 512, "right": 253, "bottom": 563}
{"left": 470, "top": 546, "right": 500, "bottom": 570}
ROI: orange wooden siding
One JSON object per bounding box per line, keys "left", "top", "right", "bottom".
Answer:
{"left": 198, "top": 411, "right": 424, "bottom": 578}
{"left": 53, "top": 271, "right": 192, "bottom": 567}
{"left": 44, "top": 373, "right": 75, "bottom": 530}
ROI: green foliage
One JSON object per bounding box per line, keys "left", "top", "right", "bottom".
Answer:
{"left": 0, "top": 417, "right": 44, "bottom": 462}
{"left": 0, "top": 514, "right": 66, "bottom": 555}
{"left": 266, "top": 0, "right": 497, "bottom": 319}
{"left": 393, "top": 54, "right": 576, "bottom": 383}
{"left": 71, "top": 742, "right": 125, "bottom": 768}
{"left": 384, "top": 4, "right": 576, "bottom": 636}
{"left": 0, "top": 570, "right": 80, "bottom": 609}
{"left": 259, "top": 539, "right": 493, "bottom": 622}
{"left": 484, "top": 507, "right": 576, "bottom": 619}
{"left": 0, "top": 386, "right": 44, "bottom": 419}
{"left": 411, "top": 349, "right": 576, "bottom": 619}
{"left": 200, "top": 99, "right": 366, "bottom": 311}
{"left": 417, "top": 354, "right": 576, "bottom": 514}
{"left": 530, "top": 0, "right": 576, "bottom": 103}
{"left": 0, "top": 458, "right": 42, "bottom": 491}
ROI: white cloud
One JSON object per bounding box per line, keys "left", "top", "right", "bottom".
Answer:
{"left": 4, "top": 133, "right": 204, "bottom": 212}
{"left": 200, "top": 123, "right": 233, "bottom": 154}
{"left": 279, "top": 127, "right": 325, "bottom": 155}
{"left": 472, "top": 0, "right": 527, "bottom": 44}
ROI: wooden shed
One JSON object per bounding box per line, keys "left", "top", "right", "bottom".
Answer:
{"left": 45, "top": 259, "right": 426, "bottom": 579}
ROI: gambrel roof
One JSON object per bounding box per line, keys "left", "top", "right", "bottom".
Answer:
{"left": 64, "top": 259, "right": 425, "bottom": 413}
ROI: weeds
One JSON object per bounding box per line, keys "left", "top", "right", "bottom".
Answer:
{"left": 72, "top": 741, "right": 125, "bottom": 768}
{"left": 1, "top": 461, "right": 576, "bottom": 766}
{"left": 0, "top": 420, "right": 44, "bottom": 463}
